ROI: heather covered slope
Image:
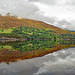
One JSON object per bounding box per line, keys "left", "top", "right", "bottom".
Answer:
{"left": 0, "top": 16, "right": 71, "bottom": 34}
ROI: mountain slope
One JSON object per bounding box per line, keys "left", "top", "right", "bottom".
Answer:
{"left": 0, "top": 16, "right": 72, "bottom": 34}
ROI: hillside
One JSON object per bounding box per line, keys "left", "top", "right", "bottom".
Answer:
{"left": 0, "top": 15, "right": 73, "bottom": 34}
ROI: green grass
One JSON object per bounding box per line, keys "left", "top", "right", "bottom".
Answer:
{"left": 0, "top": 29, "right": 12, "bottom": 33}
{"left": 0, "top": 45, "right": 13, "bottom": 50}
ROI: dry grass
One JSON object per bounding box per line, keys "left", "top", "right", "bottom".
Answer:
{"left": 0, "top": 16, "right": 71, "bottom": 34}
{"left": 0, "top": 44, "right": 75, "bottom": 63}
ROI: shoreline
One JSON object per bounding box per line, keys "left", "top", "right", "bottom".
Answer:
{"left": 0, "top": 44, "right": 75, "bottom": 64}
{"left": 0, "top": 37, "right": 75, "bottom": 43}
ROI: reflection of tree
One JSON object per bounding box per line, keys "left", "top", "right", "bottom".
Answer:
{"left": 11, "top": 40, "right": 57, "bottom": 52}
{"left": 0, "top": 40, "right": 75, "bottom": 53}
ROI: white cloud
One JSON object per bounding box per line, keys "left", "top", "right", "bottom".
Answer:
{"left": 28, "top": 0, "right": 57, "bottom": 5}
{"left": 33, "top": 2, "right": 75, "bottom": 21}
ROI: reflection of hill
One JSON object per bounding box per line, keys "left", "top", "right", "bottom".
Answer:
{"left": 0, "top": 41, "right": 75, "bottom": 63}
{"left": 0, "top": 40, "right": 57, "bottom": 52}
{"left": 0, "top": 40, "right": 75, "bottom": 53}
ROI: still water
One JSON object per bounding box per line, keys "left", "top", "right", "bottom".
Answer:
{"left": 0, "top": 47, "right": 75, "bottom": 75}
{"left": 0, "top": 40, "right": 75, "bottom": 75}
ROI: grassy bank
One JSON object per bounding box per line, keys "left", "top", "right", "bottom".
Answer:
{"left": 0, "top": 44, "right": 75, "bottom": 64}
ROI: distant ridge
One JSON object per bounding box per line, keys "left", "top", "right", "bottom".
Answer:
{"left": 68, "top": 30, "right": 75, "bottom": 32}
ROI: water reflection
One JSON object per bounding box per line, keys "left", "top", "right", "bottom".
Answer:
{"left": 0, "top": 40, "right": 75, "bottom": 63}
{"left": 0, "top": 40, "right": 57, "bottom": 52}
{"left": 0, "top": 47, "right": 75, "bottom": 75}
{"left": 0, "top": 40, "right": 75, "bottom": 52}
{"left": 33, "top": 48, "right": 75, "bottom": 75}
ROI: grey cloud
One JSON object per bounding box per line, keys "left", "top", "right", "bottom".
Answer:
{"left": 28, "top": 0, "right": 75, "bottom": 6}
{"left": 28, "top": 12, "right": 56, "bottom": 25}
{"left": 28, "top": 0, "right": 57, "bottom": 5}
{"left": 56, "top": 20, "right": 75, "bottom": 30}
{"left": 66, "top": 0, "right": 75, "bottom": 6}
{"left": 29, "top": 12, "right": 75, "bottom": 30}
{"left": 0, "top": 0, "right": 39, "bottom": 18}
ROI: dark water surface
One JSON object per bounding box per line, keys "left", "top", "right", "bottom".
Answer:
{"left": 0, "top": 47, "right": 75, "bottom": 75}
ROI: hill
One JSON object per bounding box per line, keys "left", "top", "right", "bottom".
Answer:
{"left": 0, "top": 15, "right": 71, "bottom": 34}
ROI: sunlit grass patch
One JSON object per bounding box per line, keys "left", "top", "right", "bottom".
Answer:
{"left": 0, "top": 45, "right": 13, "bottom": 50}
{"left": 0, "top": 29, "right": 12, "bottom": 33}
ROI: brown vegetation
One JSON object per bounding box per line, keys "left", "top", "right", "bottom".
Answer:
{"left": 0, "top": 44, "right": 75, "bottom": 63}
{"left": 0, "top": 16, "right": 71, "bottom": 34}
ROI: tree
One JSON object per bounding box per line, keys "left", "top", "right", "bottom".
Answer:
{"left": 6, "top": 13, "right": 10, "bottom": 16}
{"left": 0, "top": 14, "right": 2, "bottom": 16}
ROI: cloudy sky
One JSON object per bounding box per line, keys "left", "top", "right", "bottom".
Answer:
{"left": 0, "top": 0, "right": 75, "bottom": 30}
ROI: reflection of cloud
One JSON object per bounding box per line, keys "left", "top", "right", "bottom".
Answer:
{"left": 0, "top": 61, "right": 38, "bottom": 75}
{"left": 0, "top": 48, "right": 75, "bottom": 75}
{"left": 33, "top": 48, "right": 75, "bottom": 75}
